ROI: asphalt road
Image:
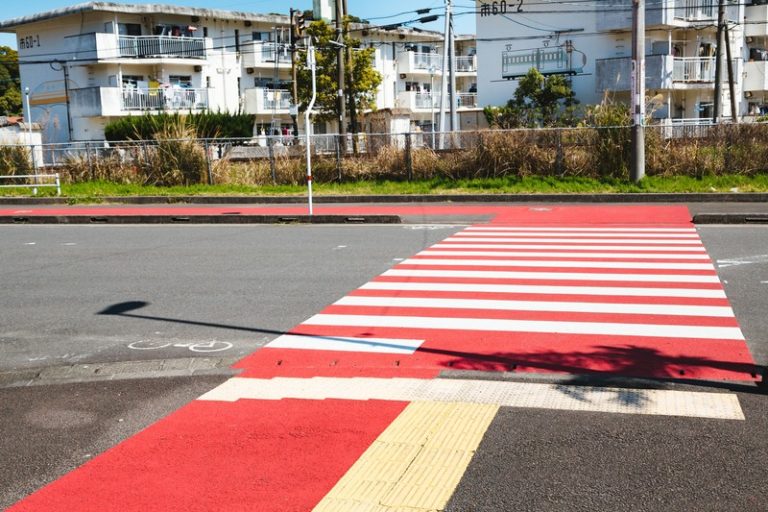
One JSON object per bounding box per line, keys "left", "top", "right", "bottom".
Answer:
{"left": 1, "top": 223, "right": 766, "bottom": 511}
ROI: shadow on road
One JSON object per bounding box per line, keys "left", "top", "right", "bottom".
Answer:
{"left": 98, "top": 301, "right": 767, "bottom": 398}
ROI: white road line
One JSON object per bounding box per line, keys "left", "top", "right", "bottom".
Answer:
{"left": 433, "top": 244, "right": 708, "bottom": 252}
{"left": 465, "top": 227, "right": 698, "bottom": 232}
{"left": 362, "top": 281, "right": 727, "bottom": 299}
{"left": 304, "top": 314, "right": 745, "bottom": 340}
{"left": 420, "top": 250, "right": 712, "bottom": 260}
{"left": 403, "top": 258, "right": 715, "bottom": 271}
{"left": 198, "top": 377, "right": 745, "bottom": 421}
{"left": 383, "top": 269, "right": 721, "bottom": 284}
{"left": 335, "top": 296, "right": 736, "bottom": 318}
{"left": 266, "top": 334, "right": 424, "bottom": 354}
{"left": 445, "top": 237, "right": 703, "bottom": 245}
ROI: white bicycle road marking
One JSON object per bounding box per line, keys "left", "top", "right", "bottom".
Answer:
{"left": 127, "top": 340, "right": 233, "bottom": 353}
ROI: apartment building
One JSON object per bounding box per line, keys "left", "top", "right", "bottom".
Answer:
{"left": 476, "top": 0, "right": 767, "bottom": 124}
{"left": 0, "top": 2, "right": 480, "bottom": 144}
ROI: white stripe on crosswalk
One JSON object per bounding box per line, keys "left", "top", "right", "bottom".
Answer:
{"left": 197, "top": 377, "right": 745, "bottom": 420}
{"left": 403, "top": 258, "right": 715, "bottom": 271}
{"left": 266, "top": 334, "right": 424, "bottom": 354}
{"left": 420, "top": 250, "right": 711, "bottom": 260}
{"left": 383, "top": 269, "right": 721, "bottom": 283}
{"left": 433, "top": 244, "right": 708, "bottom": 252}
{"left": 335, "top": 296, "right": 736, "bottom": 318}
{"left": 362, "top": 281, "right": 727, "bottom": 299}
{"left": 304, "top": 314, "right": 745, "bottom": 340}
{"left": 445, "top": 237, "right": 703, "bottom": 244}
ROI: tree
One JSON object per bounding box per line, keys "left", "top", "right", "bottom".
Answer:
{"left": 296, "top": 18, "right": 381, "bottom": 128}
{"left": 484, "top": 68, "right": 578, "bottom": 129}
{"left": 0, "top": 46, "right": 22, "bottom": 116}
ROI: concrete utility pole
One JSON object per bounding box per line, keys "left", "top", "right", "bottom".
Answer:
{"left": 630, "top": 0, "right": 645, "bottom": 182}
{"left": 335, "top": 0, "right": 346, "bottom": 143}
{"left": 290, "top": 8, "right": 300, "bottom": 139}
{"left": 713, "top": 0, "right": 725, "bottom": 123}
{"left": 448, "top": 8, "right": 458, "bottom": 134}
{"left": 343, "top": 0, "right": 358, "bottom": 145}
{"left": 438, "top": 0, "right": 452, "bottom": 149}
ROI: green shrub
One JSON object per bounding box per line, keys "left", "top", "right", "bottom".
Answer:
{"left": 104, "top": 112, "right": 255, "bottom": 141}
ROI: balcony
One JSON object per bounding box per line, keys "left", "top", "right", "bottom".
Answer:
{"left": 242, "top": 42, "right": 291, "bottom": 69}
{"left": 118, "top": 35, "right": 206, "bottom": 59}
{"left": 397, "top": 91, "right": 478, "bottom": 111}
{"left": 597, "top": 0, "right": 735, "bottom": 31}
{"left": 396, "top": 52, "right": 477, "bottom": 75}
{"left": 63, "top": 33, "right": 208, "bottom": 61}
{"left": 70, "top": 86, "right": 209, "bottom": 117}
{"left": 746, "top": 4, "right": 768, "bottom": 38}
{"left": 243, "top": 88, "right": 292, "bottom": 114}
{"left": 595, "top": 55, "right": 736, "bottom": 91}
{"left": 744, "top": 61, "right": 768, "bottom": 91}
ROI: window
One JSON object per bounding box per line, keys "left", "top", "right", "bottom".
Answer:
{"left": 122, "top": 75, "right": 145, "bottom": 88}
{"left": 118, "top": 23, "right": 142, "bottom": 36}
{"left": 169, "top": 75, "right": 192, "bottom": 87}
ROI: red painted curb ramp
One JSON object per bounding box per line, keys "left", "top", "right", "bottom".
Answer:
{"left": 8, "top": 205, "right": 761, "bottom": 512}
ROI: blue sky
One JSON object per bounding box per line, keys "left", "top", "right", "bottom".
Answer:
{"left": 0, "top": 0, "right": 476, "bottom": 48}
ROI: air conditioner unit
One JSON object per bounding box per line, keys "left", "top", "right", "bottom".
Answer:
{"left": 399, "top": 73, "right": 407, "bottom": 79}
{"left": 194, "top": 65, "right": 203, "bottom": 72}
{"left": 246, "top": 67, "right": 255, "bottom": 74}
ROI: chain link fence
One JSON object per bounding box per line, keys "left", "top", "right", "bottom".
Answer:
{"left": 1, "top": 123, "right": 768, "bottom": 187}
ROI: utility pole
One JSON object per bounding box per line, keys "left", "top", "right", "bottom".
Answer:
{"left": 725, "top": 23, "right": 738, "bottom": 123}
{"left": 289, "top": 8, "right": 300, "bottom": 139}
{"left": 713, "top": 0, "right": 725, "bottom": 123}
{"left": 448, "top": 6, "right": 457, "bottom": 135}
{"left": 438, "top": 0, "right": 452, "bottom": 149}
{"left": 335, "top": 0, "right": 346, "bottom": 145}
{"left": 630, "top": 0, "right": 645, "bottom": 182}
{"left": 343, "top": 0, "right": 359, "bottom": 152}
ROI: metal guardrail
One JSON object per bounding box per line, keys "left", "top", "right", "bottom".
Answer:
{"left": 0, "top": 174, "right": 61, "bottom": 195}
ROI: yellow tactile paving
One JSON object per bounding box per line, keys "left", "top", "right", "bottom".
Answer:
{"left": 313, "top": 401, "right": 499, "bottom": 512}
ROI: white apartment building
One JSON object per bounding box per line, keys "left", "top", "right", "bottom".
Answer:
{"left": 476, "top": 0, "right": 768, "bottom": 124}
{"left": 0, "top": 2, "right": 480, "bottom": 144}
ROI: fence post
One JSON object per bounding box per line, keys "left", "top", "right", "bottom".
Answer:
{"left": 405, "top": 132, "right": 413, "bottom": 181}
{"left": 204, "top": 140, "right": 213, "bottom": 185}
{"left": 556, "top": 129, "right": 564, "bottom": 176}
{"left": 335, "top": 135, "right": 342, "bottom": 182}
{"left": 55, "top": 173, "right": 61, "bottom": 196}
{"left": 268, "top": 137, "right": 277, "bottom": 185}
{"left": 84, "top": 142, "right": 95, "bottom": 181}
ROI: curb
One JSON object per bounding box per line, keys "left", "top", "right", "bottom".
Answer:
{"left": 2, "top": 192, "right": 768, "bottom": 205}
{"left": 692, "top": 213, "right": 768, "bottom": 224}
{"left": 0, "top": 214, "right": 402, "bottom": 225}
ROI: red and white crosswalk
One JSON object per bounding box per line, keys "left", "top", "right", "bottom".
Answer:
{"left": 237, "top": 223, "right": 757, "bottom": 382}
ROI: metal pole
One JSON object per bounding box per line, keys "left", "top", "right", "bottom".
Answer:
{"left": 430, "top": 68, "right": 436, "bottom": 149}
{"left": 725, "top": 23, "right": 738, "bottom": 123}
{"left": 24, "top": 87, "right": 38, "bottom": 194}
{"left": 305, "top": 43, "right": 317, "bottom": 216}
{"left": 448, "top": 8, "right": 458, "bottom": 138}
{"left": 630, "top": 0, "right": 645, "bottom": 182}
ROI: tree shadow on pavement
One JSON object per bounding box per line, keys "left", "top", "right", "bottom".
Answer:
{"left": 98, "top": 301, "right": 767, "bottom": 398}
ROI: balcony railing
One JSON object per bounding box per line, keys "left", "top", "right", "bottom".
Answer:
{"left": 456, "top": 56, "right": 477, "bottom": 72}
{"left": 118, "top": 35, "right": 206, "bottom": 59}
{"left": 674, "top": 0, "right": 715, "bottom": 20}
{"left": 457, "top": 93, "right": 478, "bottom": 108}
{"left": 122, "top": 87, "right": 209, "bottom": 111}
{"left": 672, "top": 57, "right": 716, "bottom": 82}
{"left": 263, "top": 89, "right": 292, "bottom": 110}
{"left": 413, "top": 52, "right": 443, "bottom": 71}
